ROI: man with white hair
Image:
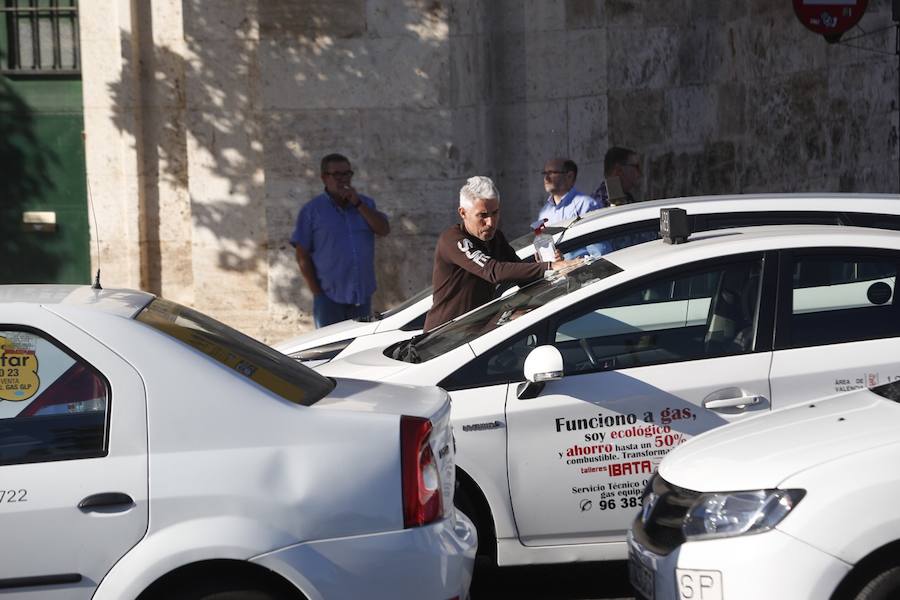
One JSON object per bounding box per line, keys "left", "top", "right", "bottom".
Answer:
{"left": 424, "top": 175, "right": 577, "bottom": 331}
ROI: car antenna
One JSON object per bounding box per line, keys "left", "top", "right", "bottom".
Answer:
{"left": 84, "top": 132, "right": 103, "bottom": 290}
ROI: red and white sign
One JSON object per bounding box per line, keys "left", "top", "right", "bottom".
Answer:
{"left": 793, "top": 0, "right": 868, "bottom": 42}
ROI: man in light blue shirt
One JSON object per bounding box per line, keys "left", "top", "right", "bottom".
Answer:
{"left": 536, "top": 158, "right": 602, "bottom": 226}
{"left": 291, "top": 153, "right": 390, "bottom": 328}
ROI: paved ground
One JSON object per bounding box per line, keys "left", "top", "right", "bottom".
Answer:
{"left": 469, "top": 559, "right": 635, "bottom": 600}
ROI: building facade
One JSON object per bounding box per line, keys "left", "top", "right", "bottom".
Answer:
{"left": 6, "top": 0, "right": 896, "bottom": 343}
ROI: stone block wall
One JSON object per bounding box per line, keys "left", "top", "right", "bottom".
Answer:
{"left": 255, "top": 0, "right": 494, "bottom": 340}
{"left": 81, "top": 0, "right": 899, "bottom": 344}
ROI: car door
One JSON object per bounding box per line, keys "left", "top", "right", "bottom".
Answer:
{"left": 0, "top": 308, "right": 148, "bottom": 599}
{"left": 504, "top": 253, "right": 775, "bottom": 546}
{"left": 769, "top": 248, "right": 900, "bottom": 404}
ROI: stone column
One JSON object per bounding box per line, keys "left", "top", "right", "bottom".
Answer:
{"left": 79, "top": 0, "right": 143, "bottom": 289}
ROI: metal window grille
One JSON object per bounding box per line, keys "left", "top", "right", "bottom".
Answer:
{"left": 1, "top": 0, "right": 79, "bottom": 75}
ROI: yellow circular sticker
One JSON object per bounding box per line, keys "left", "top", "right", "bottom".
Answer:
{"left": 0, "top": 336, "right": 40, "bottom": 402}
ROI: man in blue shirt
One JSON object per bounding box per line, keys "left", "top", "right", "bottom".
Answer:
{"left": 291, "top": 153, "right": 390, "bottom": 328}
{"left": 536, "top": 158, "right": 602, "bottom": 226}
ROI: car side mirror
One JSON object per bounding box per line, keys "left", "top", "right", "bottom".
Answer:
{"left": 523, "top": 345, "right": 563, "bottom": 383}
{"left": 517, "top": 346, "right": 564, "bottom": 400}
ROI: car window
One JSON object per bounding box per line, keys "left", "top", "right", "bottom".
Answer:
{"left": 0, "top": 329, "right": 109, "bottom": 466}
{"left": 381, "top": 284, "right": 433, "bottom": 320}
{"left": 400, "top": 310, "right": 427, "bottom": 332}
{"left": 871, "top": 379, "right": 900, "bottom": 401}
{"left": 137, "top": 298, "right": 335, "bottom": 405}
{"left": 395, "top": 258, "right": 622, "bottom": 363}
{"left": 558, "top": 221, "right": 660, "bottom": 260}
{"left": 550, "top": 258, "right": 763, "bottom": 375}
{"left": 697, "top": 210, "right": 843, "bottom": 231}
{"left": 785, "top": 253, "right": 900, "bottom": 348}
{"left": 509, "top": 222, "right": 576, "bottom": 252}
{"left": 843, "top": 213, "right": 900, "bottom": 232}
{"left": 439, "top": 329, "right": 540, "bottom": 391}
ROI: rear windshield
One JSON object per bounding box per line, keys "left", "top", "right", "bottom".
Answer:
{"left": 392, "top": 257, "right": 622, "bottom": 363}
{"left": 871, "top": 380, "right": 900, "bottom": 403}
{"left": 137, "top": 298, "right": 334, "bottom": 405}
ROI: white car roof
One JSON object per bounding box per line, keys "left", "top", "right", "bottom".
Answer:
{"left": 604, "top": 223, "right": 900, "bottom": 273}
{"left": 560, "top": 192, "right": 900, "bottom": 230}
{"left": 0, "top": 285, "right": 155, "bottom": 319}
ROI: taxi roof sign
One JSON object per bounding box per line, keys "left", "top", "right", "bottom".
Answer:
{"left": 660, "top": 208, "right": 689, "bottom": 244}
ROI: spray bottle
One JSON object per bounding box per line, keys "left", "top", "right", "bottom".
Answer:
{"left": 532, "top": 219, "right": 557, "bottom": 264}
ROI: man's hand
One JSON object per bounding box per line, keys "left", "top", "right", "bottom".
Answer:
{"left": 341, "top": 184, "right": 362, "bottom": 207}
{"left": 550, "top": 257, "right": 585, "bottom": 273}
{"left": 335, "top": 185, "right": 390, "bottom": 235}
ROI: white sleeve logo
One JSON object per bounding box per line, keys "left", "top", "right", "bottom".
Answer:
{"left": 457, "top": 238, "right": 489, "bottom": 267}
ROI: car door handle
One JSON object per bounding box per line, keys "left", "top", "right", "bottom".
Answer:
{"left": 78, "top": 492, "right": 134, "bottom": 512}
{"left": 703, "top": 395, "right": 765, "bottom": 410}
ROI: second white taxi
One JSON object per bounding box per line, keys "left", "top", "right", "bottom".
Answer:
{"left": 317, "top": 221, "right": 900, "bottom": 568}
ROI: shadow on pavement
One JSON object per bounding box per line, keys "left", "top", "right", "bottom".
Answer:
{"left": 469, "top": 559, "right": 634, "bottom": 600}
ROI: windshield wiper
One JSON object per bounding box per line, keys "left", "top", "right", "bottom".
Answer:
{"left": 389, "top": 337, "right": 421, "bottom": 363}
{"left": 354, "top": 312, "right": 383, "bottom": 322}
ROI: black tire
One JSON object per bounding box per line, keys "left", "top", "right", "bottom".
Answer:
{"left": 454, "top": 485, "right": 479, "bottom": 536}
{"left": 454, "top": 476, "right": 496, "bottom": 566}
{"left": 171, "top": 591, "right": 278, "bottom": 600}
{"left": 855, "top": 565, "right": 900, "bottom": 600}
{"left": 146, "top": 570, "right": 298, "bottom": 600}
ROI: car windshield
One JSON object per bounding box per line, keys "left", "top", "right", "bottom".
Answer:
{"left": 137, "top": 298, "right": 335, "bottom": 405}
{"left": 392, "top": 257, "right": 622, "bottom": 363}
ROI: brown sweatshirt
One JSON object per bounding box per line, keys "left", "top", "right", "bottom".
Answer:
{"left": 424, "top": 224, "right": 546, "bottom": 331}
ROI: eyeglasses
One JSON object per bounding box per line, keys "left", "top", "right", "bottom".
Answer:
{"left": 325, "top": 170, "right": 354, "bottom": 178}
{"left": 542, "top": 170, "right": 569, "bottom": 178}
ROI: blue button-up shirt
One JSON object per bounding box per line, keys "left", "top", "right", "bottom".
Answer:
{"left": 537, "top": 188, "right": 602, "bottom": 225}
{"left": 290, "top": 191, "right": 387, "bottom": 305}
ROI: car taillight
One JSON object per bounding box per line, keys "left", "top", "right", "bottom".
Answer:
{"left": 400, "top": 415, "right": 443, "bottom": 528}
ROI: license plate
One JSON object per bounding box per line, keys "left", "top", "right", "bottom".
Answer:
{"left": 628, "top": 550, "right": 654, "bottom": 599}
{"left": 676, "top": 569, "right": 723, "bottom": 600}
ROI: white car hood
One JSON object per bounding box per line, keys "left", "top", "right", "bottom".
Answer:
{"left": 274, "top": 318, "right": 379, "bottom": 354}
{"left": 659, "top": 389, "right": 900, "bottom": 492}
{"left": 316, "top": 346, "right": 414, "bottom": 381}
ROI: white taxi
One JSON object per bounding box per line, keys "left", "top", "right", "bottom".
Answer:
{"left": 629, "top": 380, "right": 900, "bottom": 600}
{"left": 278, "top": 193, "right": 900, "bottom": 365}
{"left": 316, "top": 221, "right": 900, "bottom": 568}
{"left": 0, "top": 285, "right": 475, "bottom": 600}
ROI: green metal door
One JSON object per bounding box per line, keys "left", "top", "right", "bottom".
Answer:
{"left": 0, "top": 0, "right": 88, "bottom": 284}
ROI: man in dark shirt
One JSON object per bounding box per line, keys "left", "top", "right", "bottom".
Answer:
{"left": 425, "top": 175, "right": 578, "bottom": 331}
{"left": 593, "top": 146, "right": 641, "bottom": 206}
